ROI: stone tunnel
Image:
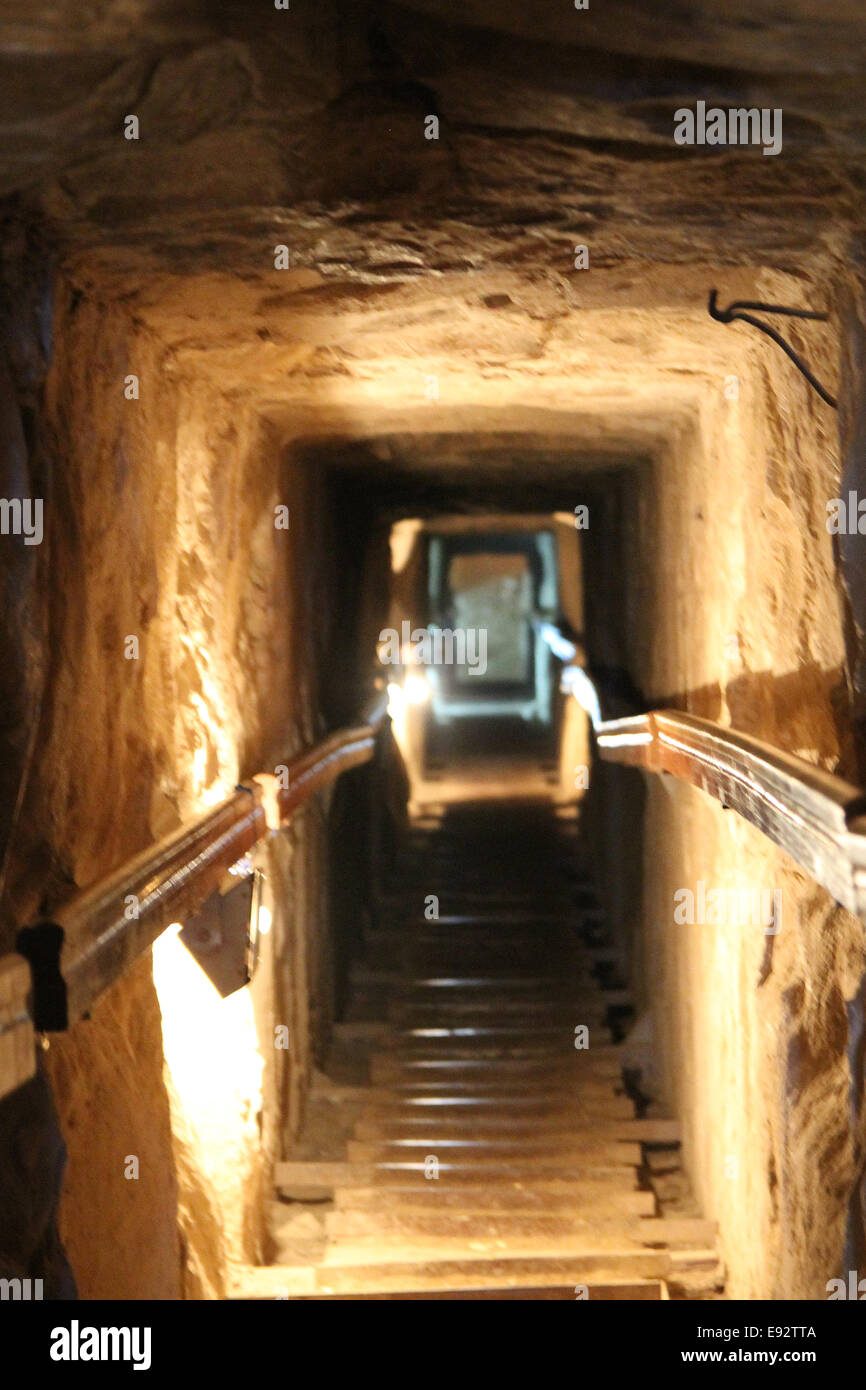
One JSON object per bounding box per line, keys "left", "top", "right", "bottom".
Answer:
{"left": 1, "top": 0, "right": 866, "bottom": 1321}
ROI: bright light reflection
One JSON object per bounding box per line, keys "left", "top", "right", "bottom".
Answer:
{"left": 152, "top": 924, "right": 264, "bottom": 1184}
{"left": 404, "top": 672, "right": 430, "bottom": 705}
{"left": 387, "top": 681, "right": 405, "bottom": 721}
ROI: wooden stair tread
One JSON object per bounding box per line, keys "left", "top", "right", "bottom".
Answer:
{"left": 231, "top": 1264, "right": 666, "bottom": 1300}
{"left": 252, "top": 813, "right": 721, "bottom": 1300}
{"left": 332, "top": 1186, "right": 656, "bottom": 1215}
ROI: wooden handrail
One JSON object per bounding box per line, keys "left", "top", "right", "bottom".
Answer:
{"left": 12, "top": 658, "right": 863, "bottom": 1101}
{"left": 597, "top": 709, "right": 866, "bottom": 923}
{"left": 277, "top": 694, "right": 389, "bottom": 821}
{"left": 45, "top": 788, "right": 268, "bottom": 1027}
{"left": 0, "top": 694, "right": 390, "bottom": 1100}
{"left": 542, "top": 622, "right": 866, "bottom": 922}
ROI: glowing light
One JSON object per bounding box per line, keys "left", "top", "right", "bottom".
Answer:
{"left": 257, "top": 904, "right": 272, "bottom": 937}
{"left": 387, "top": 681, "right": 405, "bottom": 720}
{"left": 537, "top": 621, "right": 577, "bottom": 662}
{"left": 228, "top": 855, "right": 253, "bottom": 876}
{"left": 200, "top": 782, "right": 230, "bottom": 807}
{"left": 404, "top": 672, "right": 430, "bottom": 705}
{"left": 597, "top": 731, "right": 653, "bottom": 748}
{"left": 389, "top": 518, "right": 423, "bottom": 573}
{"left": 562, "top": 665, "right": 602, "bottom": 729}
{"left": 152, "top": 924, "right": 264, "bottom": 1209}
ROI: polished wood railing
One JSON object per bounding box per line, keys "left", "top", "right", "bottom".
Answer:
{"left": 0, "top": 691, "right": 389, "bottom": 1101}
{"left": 596, "top": 710, "right": 866, "bottom": 923}
{"left": 8, "top": 646, "right": 865, "bottom": 1105}
{"left": 536, "top": 622, "right": 866, "bottom": 923}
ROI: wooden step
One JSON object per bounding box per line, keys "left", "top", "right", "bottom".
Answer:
{"left": 316, "top": 1235, "right": 670, "bottom": 1265}
{"left": 233, "top": 1251, "right": 671, "bottom": 1296}
{"left": 324, "top": 1212, "right": 716, "bottom": 1245}
{"left": 259, "top": 809, "right": 720, "bottom": 1303}
{"left": 388, "top": 996, "right": 631, "bottom": 1023}
{"left": 231, "top": 1264, "right": 665, "bottom": 1300}
{"left": 381, "top": 951, "right": 583, "bottom": 970}
{"left": 346, "top": 1139, "right": 643, "bottom": 1164}
{"left": 275, "top": 1159, "right": 642, "bottom": 1195}
{"left": 366, "top": 946, "right": 572, "bottom": 971}
{"left": 332, "top": 1184, "right": 656, "bottom": 1216}
{"left": 370, "top": 1056, "right": 624, "bottom": 1084}
{"left": 394, "top": 975, "right": 595, "bottom": 992}
{"left": 379, "top": 1025, "right": 612, "bottom": 1049}
{"left": 381, "top": 895, "right": 581, "bottom": 911}
{"left": 355, "top": 1100, "right": 634, "bottom": 1126}
{"left": 369, "top": 915, "right": 574, "bottom": 933}
{"left": 389, "top": 975, "right": 623, "bottom": 994}
{"left": 356, "top": 1079, "right": 627, "bottom": 1105}
{"left": 364, "top": 1077, "right": 625, "bottom": 1098}
{"left": 270, "top": 1282, "right": 666, "bottom": 1300}
{"left": 352, "top": 1117, "right": 679, "bottom": 1143}
{"left": 351, "top": 1119, "right": 645, "bottom": 1144}
{"left": 394, "top": 972, "right": 625, "bottom": 990}
{"left": 374, "top": 1045, "right": 613, "bottom": 1062}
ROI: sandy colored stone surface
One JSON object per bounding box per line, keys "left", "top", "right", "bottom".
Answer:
{"left": 0, "top": 272, "right": 356, "bottom": 1297}
{"left": 0, "top": 0, "right": 865, "bottom": 1301}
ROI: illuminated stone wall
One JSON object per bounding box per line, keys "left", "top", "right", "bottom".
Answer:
{"left": 3, "top": 282, "right": 349, "bottom": 1298}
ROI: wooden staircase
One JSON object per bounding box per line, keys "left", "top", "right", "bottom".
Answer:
{"left": 232, "top": 804, "right": 723, "bottom": 1300}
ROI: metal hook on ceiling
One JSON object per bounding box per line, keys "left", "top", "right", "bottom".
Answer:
{"left": 708, "top": 289, "right": 837, "bottom": 410}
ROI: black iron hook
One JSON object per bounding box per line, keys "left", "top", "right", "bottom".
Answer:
{"left": 708, "top": 289, "right": 837, "bottom": 409}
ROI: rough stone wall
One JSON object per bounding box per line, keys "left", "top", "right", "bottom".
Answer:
{"left": 0, "top": 275, "right": 346, "bottom": 1299}
{"left": 7, "top": 248, "right": 858, "bottom": 1303}
{"left": 617, "top": 267, "right": 864, "bottom": 1299}
{"left": 2, "top": 0, "right": 866, "bottom": 1304}
{"left": 642, "top": 781, "right": 864, "bottom": 1300}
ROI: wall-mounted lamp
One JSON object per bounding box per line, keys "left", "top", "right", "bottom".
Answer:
{"left": 177, "top": 862, "right": 266, "bottom": 997}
